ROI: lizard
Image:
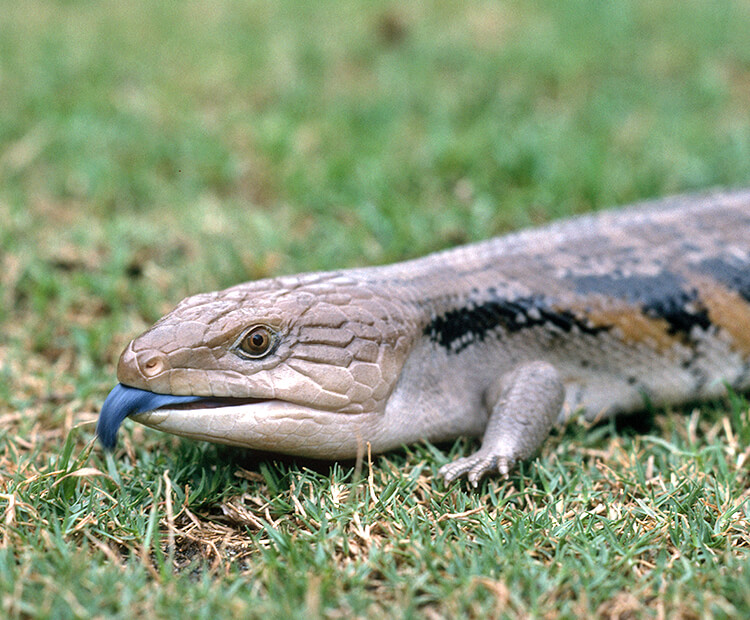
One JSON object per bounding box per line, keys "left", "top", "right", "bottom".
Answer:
{"left": 97, "top": 189, "right": 750, "bottom": 485}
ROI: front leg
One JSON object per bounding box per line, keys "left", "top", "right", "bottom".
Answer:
{"left": 438, "top": 360, "right": 564, "bottom": 486}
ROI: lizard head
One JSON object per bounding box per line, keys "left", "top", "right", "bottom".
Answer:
{"left": 97, "top": 273, "right": 416, "bottom": 457}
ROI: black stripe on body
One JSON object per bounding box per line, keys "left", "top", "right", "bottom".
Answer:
{"left": 696, "top": 257, "right": 750, "bottom": 303}
{"left": 424, "top": 294, "right": 605, "bottom": 354}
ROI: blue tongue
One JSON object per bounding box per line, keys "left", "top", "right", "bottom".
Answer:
{"left": 97, "top": 383, "right": 204, "bottom": 449}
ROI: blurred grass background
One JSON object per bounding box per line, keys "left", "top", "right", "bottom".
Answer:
{"left": 2, "top": 0, "right": 750, "bottom": 617}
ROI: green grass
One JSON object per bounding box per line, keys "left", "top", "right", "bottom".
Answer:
{"left": 2, "top": 0, "right": 750, "bottom": 617}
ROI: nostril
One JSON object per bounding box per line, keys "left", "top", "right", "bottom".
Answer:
{"left": 138, "top": 351, "right": 168, "bottom": 378}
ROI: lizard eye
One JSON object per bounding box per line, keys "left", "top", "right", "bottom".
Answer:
{"left": 237, "top": 325, "right": 276, "bottom": 359}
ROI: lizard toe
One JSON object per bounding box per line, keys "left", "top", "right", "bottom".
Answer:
{"left": 467, "top": 455, "right": 497, "bottom": 486}
{"left": 440, "top": 451, "right": 514, "bottom": 486}
{"left": 438, "top": 457, "right": 474, "bottom": 484}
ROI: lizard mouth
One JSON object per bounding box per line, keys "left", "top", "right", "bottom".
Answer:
{"left": 96, "top": 383, "right": 272, "bottom": 449}
{"left": 128, "top": 397, "right": 379, "bottom": 459}
{"left": 97, "top": 383, "right": 377, "bottom": 459}
{"left": 152, "top": 397, "right": 268, "bottom": 410}
{"left": 129, "top": 398, "right": 325, "bottom": 449}
{"left": 98, "top": 383, "right": 385, "bottom": 459}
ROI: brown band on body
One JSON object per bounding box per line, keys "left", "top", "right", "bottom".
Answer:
{"left": 690, "top": 277, "right": 750, "bottom": 356}
{"left": 559, "top": 298, "right": 684, "bottom": 352}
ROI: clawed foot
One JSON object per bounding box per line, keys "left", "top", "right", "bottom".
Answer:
{"left": 438, "top": 360, "right": 563, "bottom": 487}
{"left": 438, "top": 451, "right": 514, "bottom": 487}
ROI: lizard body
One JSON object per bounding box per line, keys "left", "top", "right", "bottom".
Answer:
{"left": 98, "top": 189, "right": 750, "bottom": 484}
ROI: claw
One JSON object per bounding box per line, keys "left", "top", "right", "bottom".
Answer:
{"left": 496, "top": 456, "right": 511, "bottom": 476}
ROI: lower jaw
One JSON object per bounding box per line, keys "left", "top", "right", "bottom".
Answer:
{"left": 130, "top": 400, "right": 383, "bottom": 459}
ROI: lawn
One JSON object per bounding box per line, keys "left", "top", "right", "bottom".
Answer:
{"left": 2, "top": 0, "right": 750, "bottom": 617}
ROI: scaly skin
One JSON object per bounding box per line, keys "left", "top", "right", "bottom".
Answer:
{"left": 100, "top": 189, "right": 750, "bottom": 484}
